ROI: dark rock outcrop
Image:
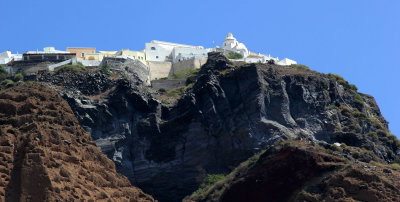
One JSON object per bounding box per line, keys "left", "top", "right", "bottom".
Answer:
{"left": 0, "top": 83, "right": 155, "bottom": 201}
{"left": 42, "top": 52, "right": 399, "bottom": 201}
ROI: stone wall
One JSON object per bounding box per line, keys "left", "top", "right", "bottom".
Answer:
{"left": 172, "top": 58, "right": 207, "bottom": 74}
{"left": 151, "top": 79, "right": 185, "bottom": 91}
{"left": 148, "top": 61, "right": 172, "bottom": 80}
{"left": 12, "top": 61, "right": 55, "bottom": 75}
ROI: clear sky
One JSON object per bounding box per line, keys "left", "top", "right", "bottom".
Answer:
{"left": 1, "top": 0, "right": 399, "bottom": 137}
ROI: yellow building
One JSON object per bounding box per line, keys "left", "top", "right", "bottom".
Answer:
{"left": 67, "top": 47, "right": 96, "bottom": 59}
{"left": 84, "top": 51, "right": 118, "bottom": 61}
{"left": 117, "top": 49, "right": 146, "bottom": 63}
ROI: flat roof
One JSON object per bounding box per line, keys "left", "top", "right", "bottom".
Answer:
{"left": 25, "top": 49, "right": 71, "bottom": 54}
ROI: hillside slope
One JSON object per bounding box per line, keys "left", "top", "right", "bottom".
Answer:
{"left": 184, "top": 140, "right": 400, "bottom": 202}
{"left": 0, "top": 83, "right": 155, "bottom": 201}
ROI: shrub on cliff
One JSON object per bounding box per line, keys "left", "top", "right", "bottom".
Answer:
{"left": 170, "top": 68, "right": 200, "bottom": 79}
{"left": 291, "top": 64, "right": 311, "bottom": 71}
{"left": 0, "top": 79, "right": 15, "bottom": 88}
{"left": 0, "top": 65, "right": 9, "bottom": 80}
{"left": 13, "top": 73, "right": 24, "bottom": 82}
{"left": 226, "top": 52, "right": 243, "bottom": 59}
{"left": 327, "top": 73, "right": 358, "bottom": 91}
{"left": 101, "top": 64, "right": 111, "bottom": 74}
{"left": 192, "top": 174, "right": 226, "bottom": 196}
{"left": 57, "top": 63, "right": 87, "bottom": 73}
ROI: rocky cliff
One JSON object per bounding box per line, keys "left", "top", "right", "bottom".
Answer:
{"left": 38, "top": 52, "right": 399, "bottom": 201}
{"left": 0, "top": 83, "right": 155, "bottom": 201}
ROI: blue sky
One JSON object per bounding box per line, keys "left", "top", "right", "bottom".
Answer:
{"left": 1, "top": 0, "right": 399, "bottom": 137}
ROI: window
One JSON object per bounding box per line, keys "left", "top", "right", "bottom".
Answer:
{"left": 151, "top": 47, "right": 156, "bottom": 50}
{"left": 81, "top": 53, "right": 85, "bottom": 57}
{"left": 133, "top": 56, "right": 135, "bottom": 59}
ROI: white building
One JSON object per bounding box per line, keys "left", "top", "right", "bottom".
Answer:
{"left": 12, "top": 53, "right": 23, "bottom": 61}
{"left": 172, "top": 46, "right": 208, "bottom": 63}
{"left": 0, "top": 51, "right": 23, "bottom": 65}
{"left": 243, "top": 52, "right": 279, "bottom": 64}
{"left": 145, "top": 40, "right": 207, "bottom": 63}
{"left": 222, "top": 33, "right": 249, "bottom": 57}
{"left": 276, "top": 58, "right": 297, "bottom": 66}
{"left": 0, "top": 51, "right": 12, "bottom": 65}
{"left": 220, "top": 33, "right": 297, "bottom": 66}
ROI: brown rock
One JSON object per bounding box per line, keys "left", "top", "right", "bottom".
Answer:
{"left": 185, "top": 140, "right": 400, "bottom": 202}
{"left": 0, "top": 83, "right": 155, "bottom": 202}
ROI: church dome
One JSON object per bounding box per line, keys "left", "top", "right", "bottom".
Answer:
{"left": 236, "top": 43, "right": 248, "bottom": 51}
{"left": 225, "top": 33, "right": 236, "bottom": 40}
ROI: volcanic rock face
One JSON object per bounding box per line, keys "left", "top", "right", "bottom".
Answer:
{"left": 42, "top": 52, "right": 398, "bottom": 201}
{"left": 0, "top": 83, "right": 154, "bottom": 201}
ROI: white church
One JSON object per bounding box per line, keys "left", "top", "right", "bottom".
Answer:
{"left": 220, "top": 33, "right": 297, "bottom": 66}
{"left": 222, "top": 33, "right": 250, "bottom": 57}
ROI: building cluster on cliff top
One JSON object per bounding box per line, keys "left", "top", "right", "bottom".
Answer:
{"left": 0, "top": 33, "right": 296, "bottom": 80}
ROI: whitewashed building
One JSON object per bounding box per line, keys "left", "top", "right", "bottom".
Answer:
{"left": 221, "top": 33, "right": 297, "bottom": 66}
{"left": 222, "top": 33, "right": 249, "bottom": 57}
{"left": 0, "top": 51, "right": 12, "bottom": 65}
{"left": 0, "top": 51, "right": 23, "bottom": 65}
{"left": 145, "top": 40, "right": 207, "bottom": 63}
{"left": 276, "top": 58, "right": 297, "bottom": 66}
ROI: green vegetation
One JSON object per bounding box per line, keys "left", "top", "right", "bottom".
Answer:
{"left": 56, "top": 63, "right": 87, "bottom": 73}
{"left": 391, "top": 163, "right": 400, "bottom": 170}
{"left": 187, "top": 148, "right": 268, "bottom": 200}
{"left": 101, "top": 64, "right": 111, "bottom": 74}
{"left": 13, "top": 73, "right": 24, "bottom": 82}
{"left": 327, "top": 73, "right": 358, "bottom": 92}
{"left": 0, "top": 65, "right": 25, "bottom": 89}
{"left": 0, "top": 65, "right": 9, "bottom": 80}
{"left": 367, "top": 132, "right": 379, "bottom": 142}
{"left": 164, "top": 83, "right": 194, "bottom": 98}
{"left": 0, "top": 79, "right": 16, "bottom": 88}
{"left": 339, "top": 105, "right": 352, "bottom": 117}
{"left": 161, "top": 100, "right": 169, "bottom": 105}
{"left": 170, "top": 68, "right": 200, "bottom": 80}
{"left": 226, "top": 52, "right": 243, "bottom": 59}
{"left": 353, "top": 93, "right": 365, "bottom": 109}
{"left": 219, "top": 69, "right": 230, "bottom": 76}
{"left": 291, "top": 64, "right": 311, "bottom": 71}
{"left": 192, "top": 174, "right": 226, "bottom": 196}
{"left": 333, "top": 102, "right": 390, "bottom": 138}
{"left": 385, "top": 133, "right": 400, "bottom": 152}
{"left": 370, "top": 161, "right": 400, "bottom": 171}
{"left": 326, "top": 104, "right": 338, "bottom": 110}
